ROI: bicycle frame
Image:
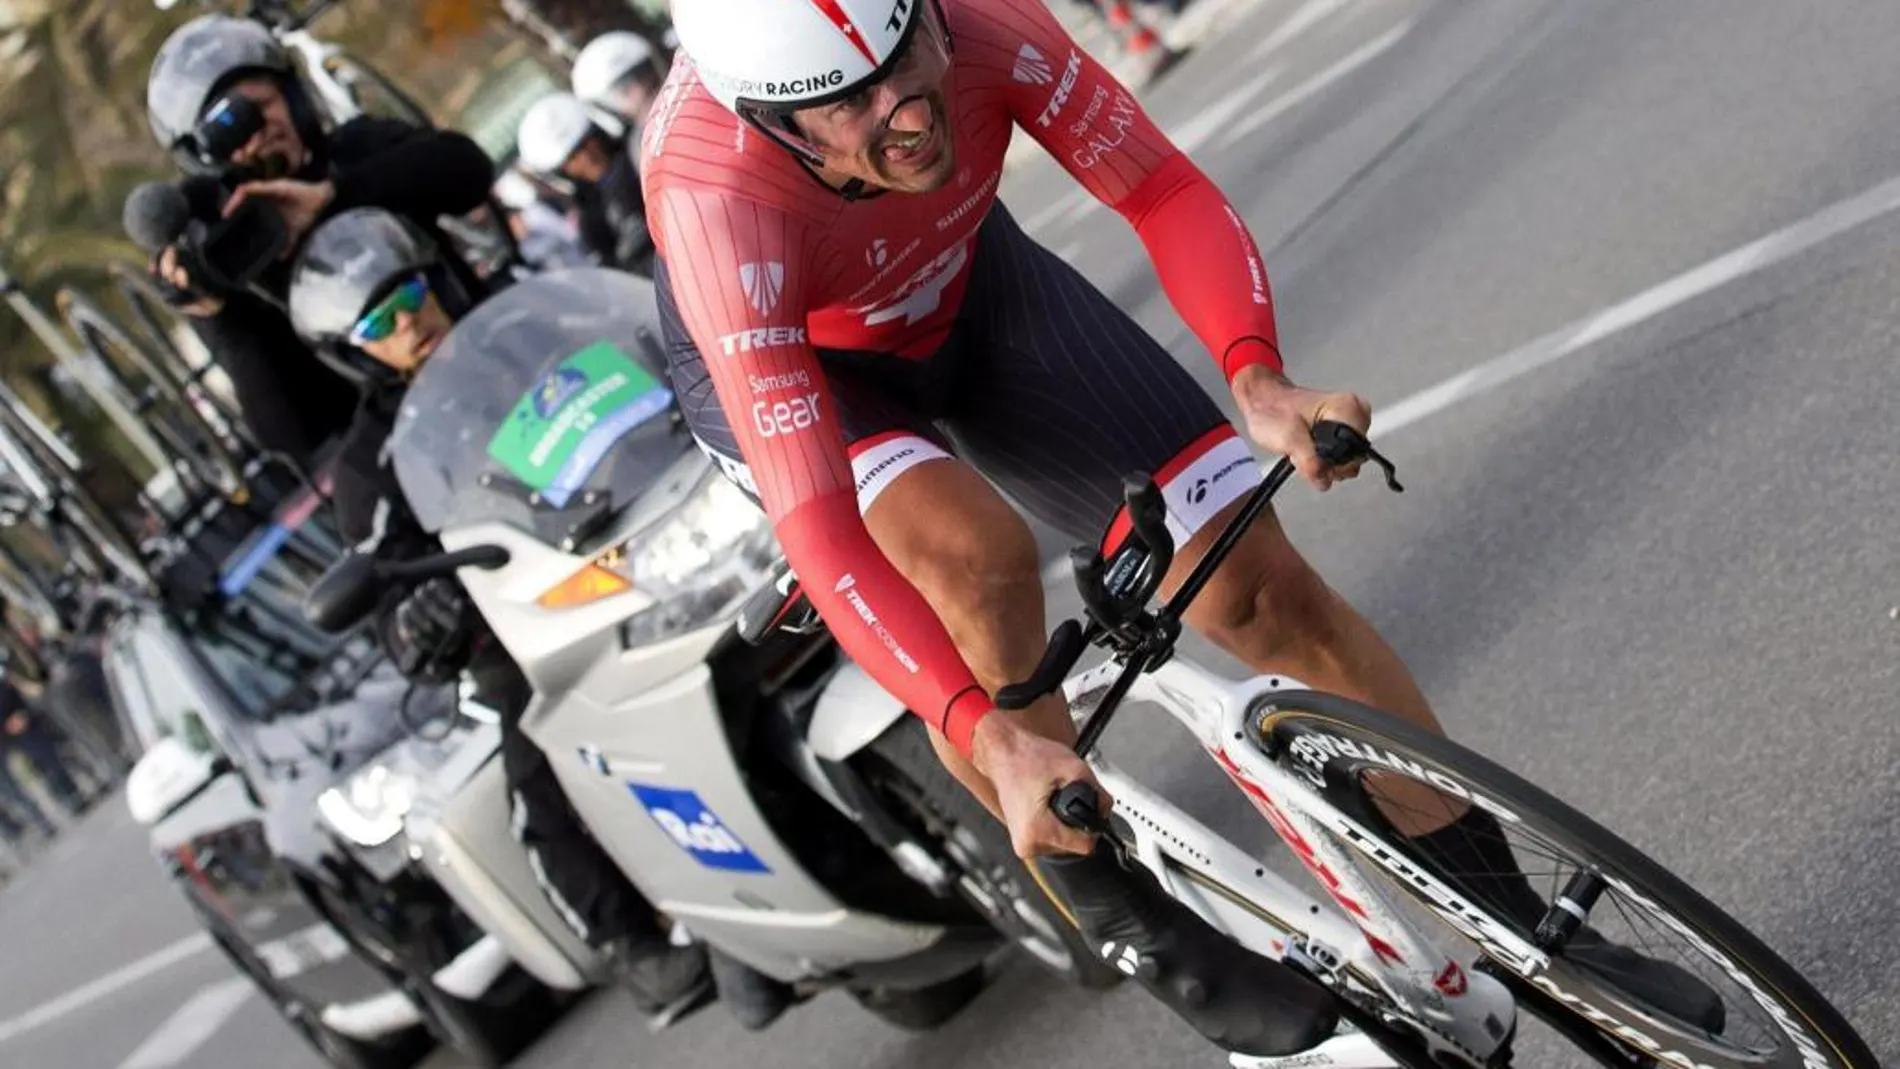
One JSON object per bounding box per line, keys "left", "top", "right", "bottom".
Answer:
{"left": 1064, "top": 650, "right": 1521, "bottom": 1068}
{"left": 1006, "top": 425, "right": 1535, "bottom": 1067}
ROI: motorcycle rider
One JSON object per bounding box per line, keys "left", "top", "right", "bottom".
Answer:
{"left": 140, "top": 14, "right": 495, "bottom": 467}
{"left": 571, "top": 30, "right": 669, "bottom": 129}
{"left": 285, "top": 208, "right": 729, "bottom": 1023}
{"left": 516, "top": 93, "right": 654, "bottom": 277}
{"left": 648, "top": 0, "right": 1726, "bottom": 1052}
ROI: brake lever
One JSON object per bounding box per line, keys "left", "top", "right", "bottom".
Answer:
{"left": 1311, "top": 419, "right": 1404, "bottom": 493}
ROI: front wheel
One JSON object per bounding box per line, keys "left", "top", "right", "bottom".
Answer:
{"left": 857, "top": 716, "right": 1123, "bottom": 990}
{"left": 198, "top": 913, "right": 423, "bottom": 1069}
{"left": 1249, "top": 691, "right": 1879, "bottom": 1069}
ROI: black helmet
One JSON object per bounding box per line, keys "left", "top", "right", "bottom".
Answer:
{"left": 289, "top": 208, "right": 470, "bottom": 385}
{"left": 146, "top": 15, "right": 322, "bottom": 176}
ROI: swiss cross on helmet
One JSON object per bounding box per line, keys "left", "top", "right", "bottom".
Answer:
{"left": 672, "top": 0, "right": 953, "bottom": 168}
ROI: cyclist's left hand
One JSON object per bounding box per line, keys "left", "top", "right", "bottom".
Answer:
{"left": 223, "top": 178, "right": 336, "bottom": 253}
{"left": 1231, "top": 365, "right": 1371, "bottom": 491}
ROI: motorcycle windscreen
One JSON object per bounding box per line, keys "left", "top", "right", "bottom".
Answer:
{"left": 389, "top": 267, "right": 694, "bottom": 550}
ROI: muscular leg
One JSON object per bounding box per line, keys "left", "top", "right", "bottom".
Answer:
{"left": 1167, "top": 497, "right": 1457, "bottom": 836}
{"left": 858, "top": 457, "right": 1073, "bottom": 819}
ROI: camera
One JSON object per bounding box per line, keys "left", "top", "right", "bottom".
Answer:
{"left": 187, "top": 92, "right": 267, "bottom": 172}
{"left": 174, "top": 196, "right": 291, "bottom": 299}
{"left": 125, "top": 174, "right": 291, "bottom": 305}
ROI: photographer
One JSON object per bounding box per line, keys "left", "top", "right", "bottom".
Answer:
{"left": 135, "top": 15, "right": 496, "bottom": 467}
{"left": 286, "top": 209, "right": 722, "bottom": 1024}
{"left": 516, "top": 93, "right": 653, "bottom": 277}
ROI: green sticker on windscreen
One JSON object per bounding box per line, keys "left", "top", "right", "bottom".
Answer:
{"left": 486, "top": 341, "right": 674, "bottom": 508}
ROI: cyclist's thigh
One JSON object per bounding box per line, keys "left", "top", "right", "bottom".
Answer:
{"left": 944, "top": 204, "right": 1259, "bottom": 551}
{"left": 655, "top": 257, "right": 954, "bottom": 512}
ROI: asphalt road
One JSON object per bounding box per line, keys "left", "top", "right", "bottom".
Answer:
{"left": 6, "top": 0, "right": 1900, "bottom": 1065}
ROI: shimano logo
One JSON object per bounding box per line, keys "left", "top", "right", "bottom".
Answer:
{"left": 718, "top": 325, "right": 807, "bottom": 356}
{"left": 936, "top": 170, "right": 1000, "bottom": 231}
{"left": 855, "top": 447, "right": 916, "bottom": 492}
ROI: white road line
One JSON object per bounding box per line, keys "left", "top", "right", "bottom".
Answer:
{"left": 0, "top": 932, "right": 211, "bottom": 1046}
{"left": 114, "top": 978, "right": 252, "bottom": 1069}
{"left": 1219, "top": 20, "right": 1416, "bottom": 150}
{"left": 1175, "top": 61, "right": 1289, "bottom": 154}
{"left": 1248, "top": 0, "right": 1362, "bottom": 61}
{"left": 1373, "top": 169, "right": 1900, "bottom": 435}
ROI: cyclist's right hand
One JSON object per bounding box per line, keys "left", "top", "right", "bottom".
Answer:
{"left": 970, "top": 712, "right": 1110, "bottom": 859}
{"left": 155, "top": 245, "right": 223, "bottom": 317}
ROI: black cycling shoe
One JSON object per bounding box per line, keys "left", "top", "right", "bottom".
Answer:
{"left": 606, "top": 936, "right": 714, "bottom": 1026}
{"left": 1036, "top": 841, "right": 1339, "bottom": 1056}
{"left": 708, "top": 946, "right": 798, "bottom": 1031}
{"left": 1567, "top": 929, "right": 1727, "bottom": 1034}
{"left": 1407, "top": 810, "right": 1727, "bottom": 1035}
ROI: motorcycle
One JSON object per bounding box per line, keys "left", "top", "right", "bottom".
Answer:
{"left": 306, "top": 267, "right": 1116, "bottom": 1030}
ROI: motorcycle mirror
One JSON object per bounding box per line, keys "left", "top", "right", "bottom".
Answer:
{"left": 303, "top": 552, "right": 382, "bottom": 634}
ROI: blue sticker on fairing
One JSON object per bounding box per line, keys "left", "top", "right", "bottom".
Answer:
{"left": 628, "top": 784, "right": 770, "bottom": 874}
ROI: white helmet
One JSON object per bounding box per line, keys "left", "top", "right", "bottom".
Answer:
{"left": 673, "top": 0, "right": 945, "bottom": 162}
{"left": 517, "top": 92, "right": 600, "bottom": 174}
{"left": 572, "top": 31, "right": 658, "bottom": 111}
{"left": 492, "top": 170, "right": 540, "bottom": 212}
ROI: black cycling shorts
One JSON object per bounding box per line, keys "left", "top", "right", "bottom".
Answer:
{"left": 656, "top": 202, "right": 1261, "bottom": 553}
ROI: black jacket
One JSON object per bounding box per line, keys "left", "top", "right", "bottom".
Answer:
{"left": 573, "top": 146, "right": 653, "bottom": 276}
{"left": 182, "top": 117, "right": 495, "bottom": 465}
{"left": 343, "top": 432, "right": 656, "bottom": 951}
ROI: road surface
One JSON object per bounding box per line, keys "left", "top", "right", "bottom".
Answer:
{"left": 4, "top": 1, "right": 1897, "bottom": 1066}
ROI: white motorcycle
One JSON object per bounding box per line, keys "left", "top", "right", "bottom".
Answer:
{"left": 310, "top": 266, "right": 1877, "bottom": 1066}
{"left": 306, "top": 268, "right": 1118, "bottom": 1030}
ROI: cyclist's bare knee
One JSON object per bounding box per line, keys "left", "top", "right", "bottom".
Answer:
{"left": 862, "top": 458, "right": 1042, "bottom": 630}
{"left": 1169, "top": 501, "right": 1336, "bottom": 664}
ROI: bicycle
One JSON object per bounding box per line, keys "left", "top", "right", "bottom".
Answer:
{"left": 56, "top": 286, "right": 247, "bottom": 500}
{"left": 998, "top": 421, "right": 1876, "bottom": 1069}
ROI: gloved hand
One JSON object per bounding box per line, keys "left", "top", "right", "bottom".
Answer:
{"left": 382, "top": 577, "right": 478, "bottom": 684}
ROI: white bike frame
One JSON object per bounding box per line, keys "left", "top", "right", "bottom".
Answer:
{"left": 1068, "top": 653, "right": 1531, "bottom": 1069}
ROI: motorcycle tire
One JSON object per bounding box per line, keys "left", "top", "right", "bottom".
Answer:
{"left": 859, "top": 716, "right": 1123, "bottom": 990}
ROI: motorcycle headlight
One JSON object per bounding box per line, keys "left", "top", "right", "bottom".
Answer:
{"left": 535, "top": 465, "right": 781, "bottom": 643}
{"left": 317, "top": 763, "right": 420, "bottom": 847}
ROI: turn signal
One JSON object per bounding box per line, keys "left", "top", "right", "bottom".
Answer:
{"left": 535, "top": 562, "right": 632, "bottom": 609}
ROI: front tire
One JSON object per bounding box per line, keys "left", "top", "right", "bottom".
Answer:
{"left": 857, "top": 716, "right": 1123, "bottom": 990}
{"left": 198, "top": 912, "right": 423, "bottom": 1069}
{"left": 1250, "top": 690, "right": 1879, "bottom": 1069}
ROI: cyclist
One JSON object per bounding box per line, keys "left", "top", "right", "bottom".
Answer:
{"left": 287, "top": 209, "right": 714, "bottom": 1022}
{"left": 517, "top": 93, "right": 654, "bottom": 276}
{"left": 650, "top": 0, "right": 1724, "bottom": 1051}
{"left": 571, "top": 30, "right": 669, "bottom": 129}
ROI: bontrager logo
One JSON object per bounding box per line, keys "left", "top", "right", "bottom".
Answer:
{"left": 739, "top": 261, "right": 785, "bottom": 314}
{"left": 1013, "top": 43, "right": 1052, "bottom": 86}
